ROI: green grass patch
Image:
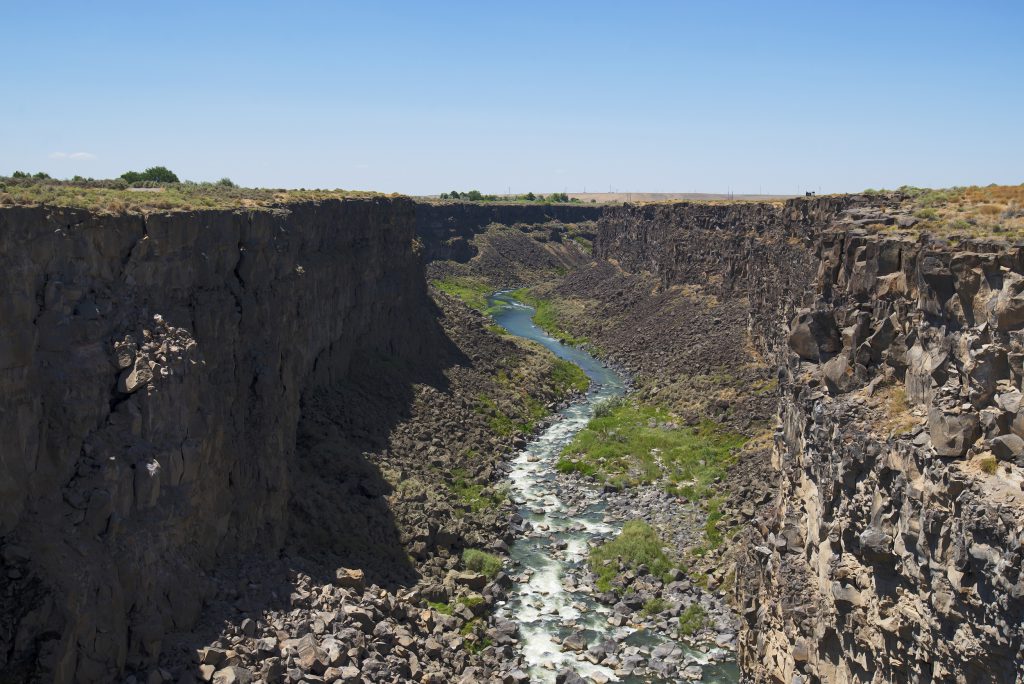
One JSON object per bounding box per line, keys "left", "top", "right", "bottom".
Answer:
{"left": 550, "top": 358, "right": 589, "bottom": 394}
{"left": 677, "top": 603, "right": 707, "bottom": 637}
{"left": 571, "top": 235, "right": 593, "bottom": 253}
{"left": 462, "top": 549, "right": 503, "bottom": 578}
{"left": 432, "top": 276, "right": 499, "bottom": 314}
{"left": 589, "top": 520, "right": 673, "bottom": 592}
{"left": 510, "top": 289, "right": 588, "bottom": 346}
{"left": 703, "top": 496, "right": 725, "bottom": 549}
{"left": 557, "top": 401, "right": 746, "bottom": 495}
{"left": 448, "top": 469, "right": 506, "bottom": 512}
{"left": 427, "top": 600, "right": 453, "bottom": 615}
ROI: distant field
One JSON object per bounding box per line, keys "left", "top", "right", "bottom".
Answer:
{"left": 565, "top": 192, "right": 798, "bottom": 203}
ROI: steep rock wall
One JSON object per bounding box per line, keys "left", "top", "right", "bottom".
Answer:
{"left": 592, "top": 198, "right": 1023, "bottom": 682}
{"left": 739, "top": 232, "right": 1024, "bottom": 683}
{"left": 594, "top": 197, "right": 851, "bottom": 356}
{"left": 0, "top": 199, "right": 434, "bottom": 683}
{"left": 415, "top": 201, "right": 603, "bottom": 263}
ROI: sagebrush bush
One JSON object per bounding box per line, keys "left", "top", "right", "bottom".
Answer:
{"left": 462, "top": 549, "right": 502, "bottom": 578}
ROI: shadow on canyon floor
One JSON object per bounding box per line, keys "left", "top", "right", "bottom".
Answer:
{"left": 159, "top": 304, "right": 472, "bottom": 676}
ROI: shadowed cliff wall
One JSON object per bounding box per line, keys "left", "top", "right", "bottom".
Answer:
{"left": 0, "top": 198, "right": 437, "bottom": 682}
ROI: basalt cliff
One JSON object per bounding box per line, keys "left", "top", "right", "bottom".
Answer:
{"left": 585, "top": 198, "right": 1024, "bottom": 683}
{"left": 1, "top": 193, "right": 1021, "bottom": 684}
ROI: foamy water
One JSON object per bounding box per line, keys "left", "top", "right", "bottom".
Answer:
{"left": 489, "top": 292, "right": 736, "bottom": 683}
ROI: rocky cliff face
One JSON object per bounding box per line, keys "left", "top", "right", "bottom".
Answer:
{"left": 0, "top": 199, "right": 434, "bottom": 683}
{"left": 592, "top": 198, "right": 1023, "bottom": 683}
{"left": 740, "top": 230, "right": 1024, "bottom": 683}
{"left": 415, "top": 201, "right": 602, "bottom": 263}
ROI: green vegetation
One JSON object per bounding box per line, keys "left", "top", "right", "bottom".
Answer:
{"left": 448, "top": 469, "right": 507, "bottom": 512}
{"left": 438, "top": 189, "right": 580, "bottom": 203}
{"left": 550, "top": 358, "right": 589, "bottom": 394}
{"left": 460, "top": 617, "right": 493, "bottom": 654}
{"left": 120, "top": 166, "right": 180, "bottom": 184}
{"left": 427, "top": 600, "right": 453, "bottom": 615}
{"left": 641, "top": 597, "right": 669, "bottom": 617}
{"left": 677, "top": 603, "right": 707, "bottom": 636}
{"left": 11, "top": 171, "right": 51, "bottom": 179}
{"left": 589, "top": 520, "right": 673, "bottom": 592}
{"left": 0, "top": 176, "right": 379, "bottom": 212}
{"left": 510, "top": 289, "right": 588, "bottom": 346}
{"left": 431, "top": 276, "right": 498, "bottom": 314}
{"left": 556, "top": 401, "right": 745, "bottom": 496}
{"left": 571, "top": 235, "right": 593, "bottom": 253}
{"left": 702, "top": 497, "right": 726, "bottom": 550}
{"left": 979, "top": 455, "right": 998, "bottom": 475}
{"left": 476, "top": 395, "right": 526, "bottom": 436}
{"left": 462, "top": 549, "right": 503, "bottom": 578}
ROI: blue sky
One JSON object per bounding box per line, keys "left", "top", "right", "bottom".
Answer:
{"left": 3, "top": 1, "right": 1022, "bottom": 194}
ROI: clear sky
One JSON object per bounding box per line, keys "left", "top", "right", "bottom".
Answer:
{"left": 3, "top": 1, "right": 1022, "bottom": 195}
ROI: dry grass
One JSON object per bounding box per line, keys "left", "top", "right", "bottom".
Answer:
{"left": 875, "top": 385, "right": 921, "bottom": 436}
{"left": 0, "top": 177, "right": 385, "bottom": 213}
{"left": 891, "top": 184, "right": 1024, "bottom": 239}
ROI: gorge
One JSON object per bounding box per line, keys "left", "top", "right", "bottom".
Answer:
{"left": 1, "top": 187, "right": 1022, "bottom": 684}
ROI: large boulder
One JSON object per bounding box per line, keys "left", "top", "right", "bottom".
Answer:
{"left": 789, "top": 310, "right": 842, "bottom": 362}
{"left": 928, "top": 407, "right": 980, "bottom": 457}
{"left": 990, "top": 433, "right": 1024, "bottom": 462}
{"left": 990, "top": 272, "right": 1024, "bottom": 330}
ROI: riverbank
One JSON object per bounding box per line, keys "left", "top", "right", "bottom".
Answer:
{"left": 489, "top": 293, "right": 739, "bottom": 683}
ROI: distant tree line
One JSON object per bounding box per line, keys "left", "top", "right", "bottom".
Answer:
{"left": 439, "top": 189, "right": 580, "bottom": 203}
{"left": 120, "top": 166, "right": 180, "bottom": 183}
{"left": 7, "top": 166, "right": 237, "bottom": 188}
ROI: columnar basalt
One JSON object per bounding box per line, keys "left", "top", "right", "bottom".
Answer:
{"left": 590, "top": 198, "right": 1023, "bottom": 683}
{"left": 739, "top": 231, "right": 1024, "bottom": 683}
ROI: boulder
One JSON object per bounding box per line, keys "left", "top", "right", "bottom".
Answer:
{"left": 561, "top": 631, "right": 588, "bottom": 652}
{"left": 789, "top": 310, "right": 842, "bottom": 362}
{"left": 334, "top": 568, "right": 365, "bottom": 591}
{"left": 928, "top": 407, "right": 980, "bottom": 457}
{"left": 211, "top": 667, "right": 252, "bottom": 684}
{"left": 990, "top": 434, "right": 1024, "bottom": 461}
{"left": 990, "top": 272, "right": 1024, "bottom": 330}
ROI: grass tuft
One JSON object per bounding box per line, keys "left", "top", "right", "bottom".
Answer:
{"left": 589, "top": 520, "right": 673, "bottom": 592}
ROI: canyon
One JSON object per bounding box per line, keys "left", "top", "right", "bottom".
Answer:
{"left": 1, "top": 190, "right": 1022, "bottom": 684}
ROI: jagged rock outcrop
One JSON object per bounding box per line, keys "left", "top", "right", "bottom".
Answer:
{"left": 590, "top": 197, "right": 1023, "bottom": 683}
{"left": 0, "top": 199, "right": 436, "bottom": 683}
{"left": 739, "top": 231, "right": 1024, "bottom": 683}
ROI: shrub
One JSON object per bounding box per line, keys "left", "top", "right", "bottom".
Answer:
{"left": 216, "top": 177, "right": 236, "bottom": 187}
{"left": 589, "top": 520, "right": 673, "bottom": 592}
{"left": 462, "top": 549, "right": 503, "bottom": 578}
{"left": 593, "top": 397, "right": 626, "bottom": 418}
{"left": 641, "top": 597, "right": 669, "bottom": 616}
{"left": 979, "top": 456, "right": 998, "bottom": 475}
{"left": 678, "top": 603, "right": 706, "bottom": 636}
{"left": 121, "top": 166, "right": 180, "bottom": 183}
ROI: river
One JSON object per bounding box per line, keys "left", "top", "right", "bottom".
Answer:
{"left": 488, "top": 292, "right": 738, "bottom": 683}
